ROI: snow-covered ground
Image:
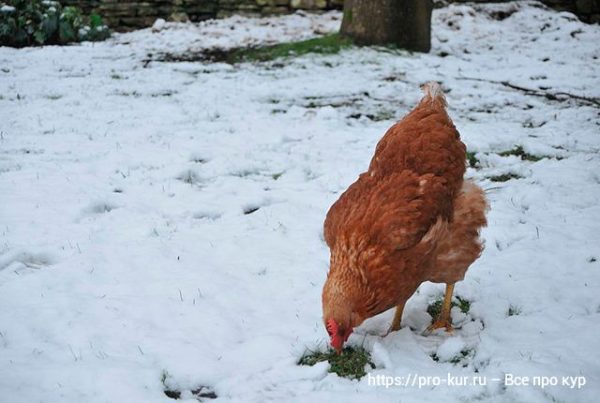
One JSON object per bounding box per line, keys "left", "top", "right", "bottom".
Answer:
{"left": 1, "top": 2, "right": 599, "bottom": 402}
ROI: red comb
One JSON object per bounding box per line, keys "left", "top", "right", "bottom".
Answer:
{"left": 326, "top": 319, "right": 338, "bottom": 335}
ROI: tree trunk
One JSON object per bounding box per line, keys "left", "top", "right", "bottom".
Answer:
{"left": 340, "top": 0, "right": 433, "bottom": 52}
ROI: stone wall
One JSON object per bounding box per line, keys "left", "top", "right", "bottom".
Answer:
{"left": 63, "top": 1, "right": 218, "bottom": 29}
{"left": 218, "top": 0, "right": 343, "bottom": 17}
{"left": 63, "top": 0, "right": 343, "bottom": 30}
{"left": 62, "top": 0, "right": 598, "bottom": 31}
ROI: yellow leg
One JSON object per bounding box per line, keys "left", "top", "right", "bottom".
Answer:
{"left": 423, "top": 283, "right": 455, "bottom": 335}
{"left": 388, "top": 301, "right": 406, "bottom": 333}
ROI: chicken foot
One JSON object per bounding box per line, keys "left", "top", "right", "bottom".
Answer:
{"left": 387, "top": 301, "right": 406, "bottom": 333}
{"left": 423, "top": 283, "right": 455, "bottom": 335}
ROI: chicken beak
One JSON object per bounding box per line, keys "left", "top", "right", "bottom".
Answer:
{"left": 330, "top": 335, "right": 344, "bottom": 354}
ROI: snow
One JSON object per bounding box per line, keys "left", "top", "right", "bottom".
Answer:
{"left": 435, "top": 337, "right": 467, "bottom": 363}
{"left": 152, "top": 18, "right": 167, "bottom": 33}
{"left": 1, "top": 2, "right": 599, "bottom": 402}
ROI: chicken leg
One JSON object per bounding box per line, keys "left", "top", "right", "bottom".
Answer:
{"left": 423, "top": 283, "right": 455, "bottom": 335}
{"left": 388, "top": 301, "right": 406, "bottom": 333}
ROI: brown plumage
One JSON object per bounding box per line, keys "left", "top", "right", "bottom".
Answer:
{"left": 322, "top": 82, "right": 488, "bottom": 351}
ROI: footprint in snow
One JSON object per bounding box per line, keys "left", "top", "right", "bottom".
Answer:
{"left": 193, "top": 211, "right": 221, "bottom": 220}
{"left": 164, "top": 386, "right": 217, "bottom": 401}
{"left": 176, "top": 169, "right": 203, "bottom": 186}
{"left": 0, "top": 250, "right": 57, "bottom": 274}
{"left": 76, "top": 201, "right": 120, "bottom": 223}
{"left": 242, "top": 201, "right": 271, "bottom": 215}
{"left": 83, "top": 201, "right": 118, "bottom": 215}
{"left": 243, "top": 205, "right": 261, "bottom": 215}
{"left": 189, "top": 153, "right": 209, "bottom": 164}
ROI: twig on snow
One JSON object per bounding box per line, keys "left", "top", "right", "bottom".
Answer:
{"left": 457, "top": 76, "right": 600, "bottom": 108}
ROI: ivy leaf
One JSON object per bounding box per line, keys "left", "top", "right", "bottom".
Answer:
{"left": 33, "top": 29, "right": 45, "bottom": 44}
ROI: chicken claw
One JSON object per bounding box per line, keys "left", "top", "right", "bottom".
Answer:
{"left": 422, "top": 318, "right": 454, "bottom": 335}
{"left": 422, "top": 283, "right": 455, "bottom": 336}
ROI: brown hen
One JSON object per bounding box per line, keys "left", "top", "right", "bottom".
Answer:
{"left": 322, "top": 82, "right": 488, "bottom": 352}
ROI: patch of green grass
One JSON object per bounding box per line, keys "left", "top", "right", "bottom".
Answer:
{"left": 427, "top": 298, "right": 444, "bottom": 319}
{"left": 427, "top": 295, "right": 471, "bottom": 319}
{"left": 432, "top": 349, "right": 473, "bottom": 365}
{"left": 466, "top": 151, "right": 479, "bottom": 168}
{"left": 449, "top": 349, "right": 471, "bottom": 364}
{"left": 155, "top": 34, "right": 353, "bottom": 64}
{"left": 298, "top": 346, "right": 375, "bottom": 380}
{"left": 498, "top": 145, "right": 542, "bottom": 162}
{"left": 488, "top": 173, "right": 523, "bottom": 182}
{"left": 230, "top": 34, "right": 353, "bottom": 63}
{"left": 455, "top": 296, "right": 471, "bottom": 314}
